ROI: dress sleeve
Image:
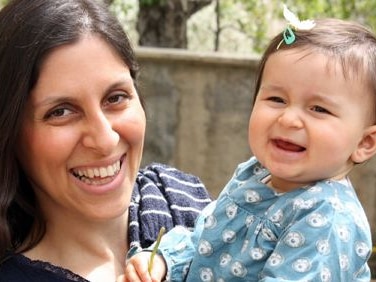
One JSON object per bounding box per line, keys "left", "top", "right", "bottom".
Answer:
{"left": 156, "top": 201, "right": 217, "bottom": 281}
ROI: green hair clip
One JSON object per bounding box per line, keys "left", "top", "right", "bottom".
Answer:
{"left": 283, "top": 26, "right": 296, "bottom": 45}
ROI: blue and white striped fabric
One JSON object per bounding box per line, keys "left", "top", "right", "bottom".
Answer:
{"left": 129, "top": 162, "right": 212, "bottom": 249}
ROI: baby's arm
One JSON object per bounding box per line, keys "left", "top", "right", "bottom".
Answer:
{"left": 125, "top": 225, "right": 199, "bottom": 282}
{"left": 126, "top": 201, "right": 217, "bottom": 281}
{"left": 125, "top": 251, "right": 166, "bottom": 282}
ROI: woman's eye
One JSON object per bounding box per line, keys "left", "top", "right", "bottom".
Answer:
{"left": 105, "top": 93, "right": 130, "bottom": 106}
{"left": 44, "top": 107, "right": 74, "bottom": 120}
{"left": 311, "top": 105, "right": 330, "bottom": 114}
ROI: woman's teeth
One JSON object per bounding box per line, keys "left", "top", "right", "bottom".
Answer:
{"left": 73, "top": 160, "right": 121, "bottom": 183}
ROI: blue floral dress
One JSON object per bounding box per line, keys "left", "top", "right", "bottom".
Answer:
{"left": 157, "top": 157, "right": 372, "bottom": 281}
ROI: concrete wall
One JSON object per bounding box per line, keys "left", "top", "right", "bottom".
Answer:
{"left": 136, "top": 47, "right": 376, "bottom": 239}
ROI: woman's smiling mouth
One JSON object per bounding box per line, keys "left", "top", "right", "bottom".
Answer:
{"left": 71, "top": 159, "right": 122, "bottom": 185}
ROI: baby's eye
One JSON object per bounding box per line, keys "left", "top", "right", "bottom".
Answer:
{"left": 311, "top": 105, "right": 330, "bottom": 114}
{"left": 267, "top": 96, "right": 285, "bottom": 103}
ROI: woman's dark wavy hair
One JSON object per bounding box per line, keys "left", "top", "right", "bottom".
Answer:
{"left": 253, "top": 18, "right": 376, "bottom": 122}
{"left": 0, "top": 0, "right": 142, "bottom": 261}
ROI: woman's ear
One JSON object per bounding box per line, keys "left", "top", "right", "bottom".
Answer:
{"left": 351, "top": 125, "right": 376, "bottom": 163}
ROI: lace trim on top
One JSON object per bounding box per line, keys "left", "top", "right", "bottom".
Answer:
{"left": 16, "top": 254, "right": 89, "bottom": 281}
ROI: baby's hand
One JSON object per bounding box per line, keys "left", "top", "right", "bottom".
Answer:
{"left": 125, "top": 251, "right": 167, "bottom": 282}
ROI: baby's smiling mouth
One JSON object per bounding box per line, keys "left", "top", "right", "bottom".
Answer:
{"left": 273, "top": 139, "right": 306, "bottom": 152}
{"left": 71, "top": 159, "right": 121, "bottom": 185}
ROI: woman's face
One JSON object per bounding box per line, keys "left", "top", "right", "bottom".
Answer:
{"left": 17, "top": 35, "right": 146, "bottom": 222}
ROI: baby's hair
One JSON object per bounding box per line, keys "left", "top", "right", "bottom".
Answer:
{"left": 253, "top": 18, "right": 376, "bottom": 123}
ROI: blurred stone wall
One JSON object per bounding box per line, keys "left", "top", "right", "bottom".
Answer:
{"left": 136, "top": 47, "right": 376, "bottom": 239}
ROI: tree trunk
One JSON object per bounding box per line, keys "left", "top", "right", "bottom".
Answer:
{"left": 103, "top": 0, "right": 114, "bottom": 6}
{"left": 214, "top": 0, "right": 220, "bottom": 51}
{"left": 137, "top": 0, "right": 212, "bottom": 48}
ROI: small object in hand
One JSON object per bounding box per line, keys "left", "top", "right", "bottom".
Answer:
{"left": 148, "top": 226, "right": 166, "bottom": 274}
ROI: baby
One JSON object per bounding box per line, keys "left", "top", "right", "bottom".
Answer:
{"left": 125, "top": 6, "right": 376, "bottom": 282}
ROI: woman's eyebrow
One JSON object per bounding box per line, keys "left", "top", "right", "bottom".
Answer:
{"left": 34, "top": 77, "right": 135, "bottom": 108}
{"left": 34, "top": 96, "right": 77, "bottom": 109}
{"left": 103, "top": 77, "right": 134, "bottom": 93}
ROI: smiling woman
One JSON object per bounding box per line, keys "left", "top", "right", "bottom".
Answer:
{"left": 0, "top": 0, "right": 211, "bottom": 281}
{"left": 17, "top": 35, "right": 146, "bottom": 216}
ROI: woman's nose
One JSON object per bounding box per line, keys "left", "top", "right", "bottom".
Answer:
{"left": 82, "top": 113, "right": 120, "bottom": 154}
{"left": 277, "top": 107, "right": 304, "bottom": 129}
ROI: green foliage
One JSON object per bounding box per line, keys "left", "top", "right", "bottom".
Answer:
{"left": 139, "top": 0, "right": 164, "bottom": 7}
{"left": 216, "top": 0, "right": 376, "bottom": 54}
{"left": 4, "top": 0, "right": 373, "bottom": 55}
{"left": 110, "top": 0, "right": 137, "bottom": 16}
{"left": 0, "top": 0, "right": 8, "bottom": 8}
{"left": 235, "top": 0, "right": 270, "bottom": 53}
{"left": 282, "top": 0, "right": 376, "bottom": 31}
{"left": 3, "top": 0, "right": 374, "bottom": 54}
{"left": 110, "top": 0, "right": 139, "bottom": 43}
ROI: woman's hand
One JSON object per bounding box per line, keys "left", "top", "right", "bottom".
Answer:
{"left": 124, "top": 251, "right": 167, "bottom": 282}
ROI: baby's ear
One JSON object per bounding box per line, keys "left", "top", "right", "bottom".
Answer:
{"left": 351, "top": 125, "right": 376, "bottom": 163}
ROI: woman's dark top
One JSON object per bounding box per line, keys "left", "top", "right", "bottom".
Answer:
{"left": 0, "top": 163, "right": 212, "bottom": 281}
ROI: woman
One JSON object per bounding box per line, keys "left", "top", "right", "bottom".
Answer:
{"left": 0, "top": 0, "right": 211, "bottom": 281}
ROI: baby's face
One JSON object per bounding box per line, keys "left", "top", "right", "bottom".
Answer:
{"left": 248, "top": 48, "right": 376, "bottom": 192}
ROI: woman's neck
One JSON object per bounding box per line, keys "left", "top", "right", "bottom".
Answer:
{"left": 23, "top": 212, "right": 128, "bottom": 282}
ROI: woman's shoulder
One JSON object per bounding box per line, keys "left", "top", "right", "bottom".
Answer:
{"left": 0, "top": 254, "right": 44, "bottom": 281}
{"left": 0, "top": 255, "right": 21, "bottom": 280}
{"left": 0, "top": 253, "right": 87, "bottom": 282}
